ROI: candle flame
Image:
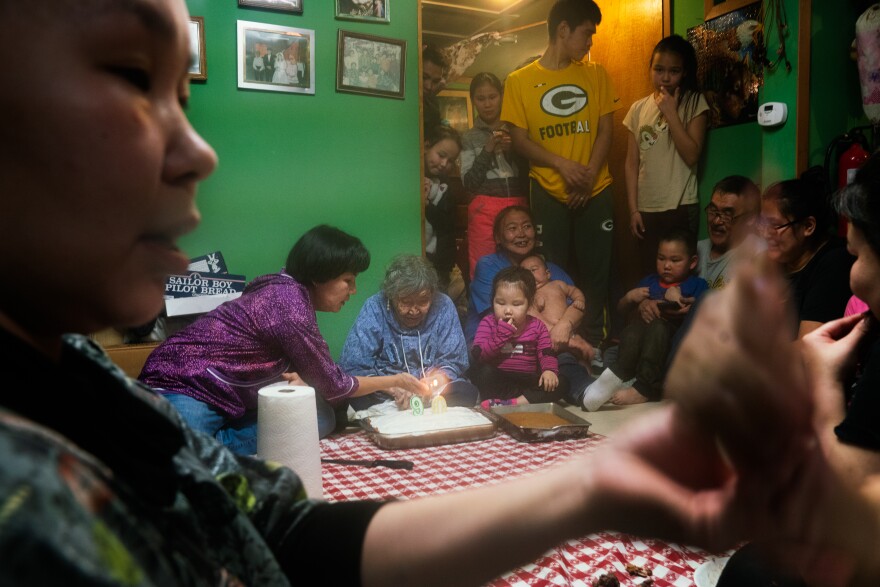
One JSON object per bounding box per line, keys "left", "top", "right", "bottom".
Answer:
{"left": 427, "top": 371, "right": 450, "bottom": 398}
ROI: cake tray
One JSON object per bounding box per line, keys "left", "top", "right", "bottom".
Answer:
{"left": 360, "top": 409, "right": 496, "bottom": 450}
{"left": 480, "top": 403, "right": 591, "bottom": 443}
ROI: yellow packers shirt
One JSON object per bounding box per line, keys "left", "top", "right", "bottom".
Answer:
{"left": 502, "top": 59, "right": 621, "bottom": 203}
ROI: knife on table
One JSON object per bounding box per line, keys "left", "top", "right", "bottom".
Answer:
{"left": 321, "top": 458, "right": 414, "bottom": 470}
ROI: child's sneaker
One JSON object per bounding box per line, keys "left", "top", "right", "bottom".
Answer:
{"left": 590, "top": 347, "right": 604, "bottom": 374}
{"left": 480, "top": 398, "right": 518, "bottom": 409}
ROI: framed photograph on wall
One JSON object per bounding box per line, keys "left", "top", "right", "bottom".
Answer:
{"left": 188, "top": 16, "right": 207, "bottom": 81}
{"left": 688, "top": 2, "right": 763, "bottom": 128}
{"left": 704, "top": 0, "right": 755, "bottom": 21}
{"left": 336, "top": 0, "right": 389, "bottom": 23}
{"left": 436, "top": 90, "right": 473, "bottom": 134}
{"left": 238, "top": 0, "right": 303, "bottom": 14}
{"left": 336, "top": 30, "right": 405, "bottom": 99}
{"left": 237, "top": 20, "right": 315, "bottom": 94}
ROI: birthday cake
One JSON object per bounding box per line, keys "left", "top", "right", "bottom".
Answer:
{"left": 369, "top": 407, "right": 492, "bottom": 435}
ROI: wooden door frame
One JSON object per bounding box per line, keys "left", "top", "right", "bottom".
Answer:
{"left": 416, "top": 0, "right": 684, "bottom": 263}
{"left": 663, "top": 0, "right": 671, "bottom": 36}
{"left": 418, "top": 4, "right": 426, "bottom": 254}
{"left": 796, "top": 0, "right": 811, "bottom": 176}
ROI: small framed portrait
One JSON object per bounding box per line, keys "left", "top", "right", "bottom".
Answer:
{"left": 238, "top": 0, "right": 303, "bottom": 14}
{"left": 704, "top": 0, "right": 755, "bottom": 20}
{"left": 188, "top": 16, "right": 207, "bottom": 81}
{"left": 237, "top": 20, "right": 315, "bottom": 95}
{"left": 436, "top": 90, "right": 473, "bottom": 134}
{"left": 336, "top": 30, "right": 406, "bottom": 99}
{"left": 336, "top": 0, "right": 389, "bottom": 24}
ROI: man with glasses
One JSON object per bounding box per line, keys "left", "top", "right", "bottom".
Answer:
{"left": 663, "top": 175, "right": 761, "bottom": 372}
{"left": 697, "top": 175, "right": 761, "bottom": 289}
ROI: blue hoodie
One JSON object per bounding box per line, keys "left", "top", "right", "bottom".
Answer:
{"left": 339, "top": 292, "right": 471, "bottom": 387}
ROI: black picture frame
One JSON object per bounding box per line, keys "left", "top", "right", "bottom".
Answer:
{"left": 238, "top": 0, "right": 303, "bottom": 15}
{"left": 335, "top": 0, "right": 389, "bottom": 24}
{"left": 336, "top": 29, "right": 406, "bottom": 100}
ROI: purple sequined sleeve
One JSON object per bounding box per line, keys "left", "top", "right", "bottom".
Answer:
{"left": 255, "top": 278, "right": 358, "bottom": 404}
{"left": 140, "top": 273, "right": 358, "bottom": 417}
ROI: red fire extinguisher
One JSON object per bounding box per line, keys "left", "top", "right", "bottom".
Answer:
{"left": 838, "top": 142, "right": 870, "bottom": 235}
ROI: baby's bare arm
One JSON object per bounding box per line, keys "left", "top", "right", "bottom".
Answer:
{"left": 539, "top": 282, "right": 585, "bottom": 350}
{"left": 559, "top": 281, "right": 586, "bottom": 311}
{"left": 538, "top": 282, "right": 574, "bottom": 325}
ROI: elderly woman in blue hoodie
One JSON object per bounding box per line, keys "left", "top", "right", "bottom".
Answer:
{"left": 340, "top": 255, "right": 479, "bottom": 411}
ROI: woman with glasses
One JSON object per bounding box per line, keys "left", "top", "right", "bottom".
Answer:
{"left": 340, "top": 254, "right": 479, "bottom": 411}
{"left": 759, "top": 177, "right": 854, "bottom": 338}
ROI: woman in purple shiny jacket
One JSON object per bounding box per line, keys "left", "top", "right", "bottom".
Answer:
{"left": 140, "top": 225, "right": 428, "bottom": 453}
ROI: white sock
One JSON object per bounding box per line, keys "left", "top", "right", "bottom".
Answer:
{"left": 582, "top": 369, "right": 624, "bottom": 412}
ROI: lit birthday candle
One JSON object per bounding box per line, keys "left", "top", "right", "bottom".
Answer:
{"left": 410, "top": 396, "right": 424, "bottom": 416}
{"left": 428, "top": 372, "right": 450, "bottom": 398}
{"left": 431, "top": 394, "right": 447, "bottom": 414}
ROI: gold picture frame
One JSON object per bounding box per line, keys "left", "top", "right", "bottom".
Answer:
{"left": 336, "top": 0, "right": 389, "bottom": 23}
{"left": 436, "top": 90, "right": 473, "bottom": 135}
{"left": 188, "top": 16, "right": 207, "bottom": 81}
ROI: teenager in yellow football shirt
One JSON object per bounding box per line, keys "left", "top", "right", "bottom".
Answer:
{"left": 502, "top": 0, "right": 620, "bottom": 354}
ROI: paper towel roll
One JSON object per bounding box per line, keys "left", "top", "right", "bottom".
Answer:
{"left": 257, "top": 383, "right": 323, "bottom": 499}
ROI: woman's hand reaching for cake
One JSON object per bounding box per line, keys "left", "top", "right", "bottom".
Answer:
{"left": 393, "top": 373, "right": 430, "bottom": 397}
{"left": 386, "top": 387, "right": 415, "bottom": 410}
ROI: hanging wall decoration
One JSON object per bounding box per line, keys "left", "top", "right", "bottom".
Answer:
{"left": 688, "top": 1, "right": 764, "bottom": 128}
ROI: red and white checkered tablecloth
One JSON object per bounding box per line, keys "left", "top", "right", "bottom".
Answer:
{"left": 321, "top": 430, "right": 717, "bottom": 586}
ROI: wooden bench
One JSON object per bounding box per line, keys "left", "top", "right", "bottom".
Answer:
{"left": 103, "top": 342, "right": 160, "bottom": 379}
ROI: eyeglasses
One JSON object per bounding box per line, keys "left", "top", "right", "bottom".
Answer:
{"left": 755, "top": 218, "right": 799, "bottom": 235}
{"left": 705, "top": 205, "right": 748, "bottom": 225}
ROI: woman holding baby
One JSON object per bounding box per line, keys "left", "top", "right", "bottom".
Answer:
{"left": 466, "top": 205, "right": 594, "bottom": 403}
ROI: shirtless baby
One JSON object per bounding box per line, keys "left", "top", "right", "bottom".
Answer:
{"left": 520, "top": 254, "right": 594, "bottom": 363}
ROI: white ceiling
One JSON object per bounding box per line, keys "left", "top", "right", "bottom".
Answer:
{"left": 421, "top": 0, "right": 554, "bottom": 84}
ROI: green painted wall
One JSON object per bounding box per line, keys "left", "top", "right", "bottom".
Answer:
{"left": 673, "top": 0, "right": 802, "bottom": 235}
{"left": 183, "top": 1, "right": 422, "bottom": 354}
{"left": 759, "top": 0, "right": 801, "bottom": 185}
{"left": 674, "top": 0, "right": 873, "bottom": 222}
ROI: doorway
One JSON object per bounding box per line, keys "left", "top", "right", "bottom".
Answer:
{"left": 420, "top": 0, "right": 669, "bottom": 292}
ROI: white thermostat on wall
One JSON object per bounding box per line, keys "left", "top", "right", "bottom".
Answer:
{"left": 757, "top": 102, "right": 787, "bottom": 127}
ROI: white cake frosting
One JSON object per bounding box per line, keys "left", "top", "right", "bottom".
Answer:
{"left": 370, "top": 406, "right": 491, "bottom": 435}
